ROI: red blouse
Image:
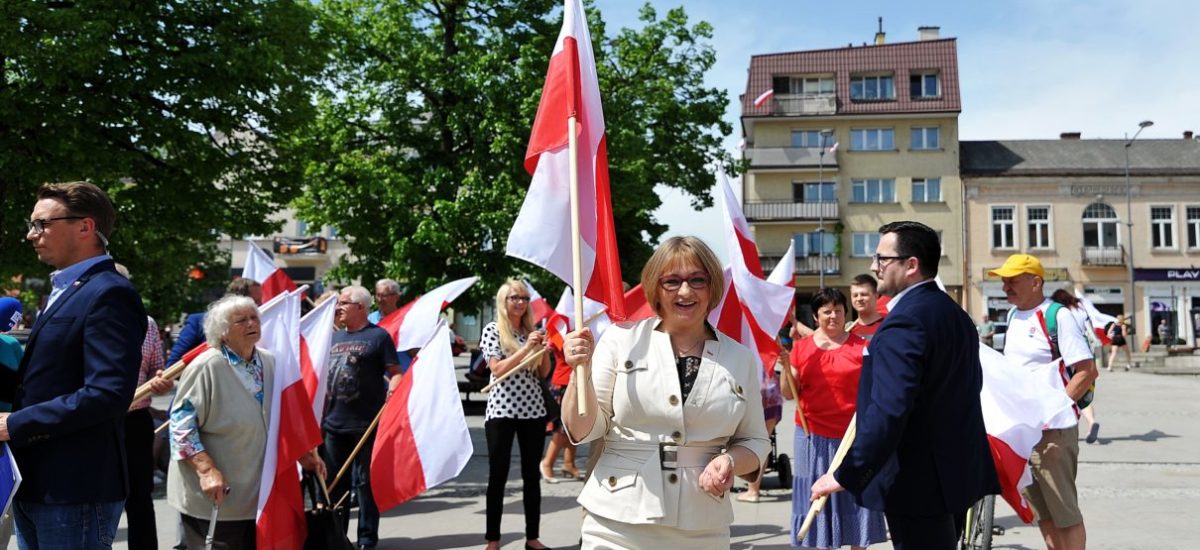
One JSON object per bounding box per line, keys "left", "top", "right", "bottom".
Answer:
{"left": 789, "top": 332, "right": 867, "bottom": 439}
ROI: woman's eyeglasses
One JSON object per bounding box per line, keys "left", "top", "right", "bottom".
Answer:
{"left": 507, "top": 295, "right": 531, "bottom": 303}
{"left": 658, "top": 275, "right": 709, "bottom": 291}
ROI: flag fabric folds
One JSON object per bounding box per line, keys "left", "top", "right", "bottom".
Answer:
{"left": 506, "top": 0, "right": 626, "bottom": 322}
{"left": 371, "top": 322, "right": 473, "bottom": 511}
{"left": 256, "top": 290, "right": 323, "bottom": 549}
{"left": 708, "top": 171, "right": 795, "bottom": 375}
{"left": 299, "top": 295, "right": 337, "bottom": 422}
{"left": 523, "top": 280, "right": 556, "bottom": 325}
{"left": 1074, "top": 290, "right": 1117, "bottom": 346}
{"left": 768, "top": 240, "right": 797, "bottom": 289}
{"left": 244, "top": 244, "right": 297, "bottom": 303}
{"left": 621, "top": 284, "right": 655, "bottom": 322}
{"left": 377, "top": 277, "right": 478, "bottom": 352}
{"left": 753, "top": 88, "right": 775, "bottom": 107}
{"left": 978, "top": 344, "right": 1075, "bottom": 524}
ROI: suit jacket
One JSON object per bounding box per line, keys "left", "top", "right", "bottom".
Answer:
{"left": 8, "top": 258, "right": 148, "bottom": 504}
{"left": 835, "top": 281, "right": 999, "bottom": 514}
{"left": 572, "top": 319, "right": 770, "bottom": 531}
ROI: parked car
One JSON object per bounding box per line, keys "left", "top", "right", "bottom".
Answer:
{"left": 991, "top": 322, "right": 1008, "bottom": 352}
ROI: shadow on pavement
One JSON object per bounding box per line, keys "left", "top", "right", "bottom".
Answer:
{"left": 731, "top": 522, "right": 789, "bottom": 548}
{"left": 385, "top": 497, "right": 473, "bottom": 516}
{"left": 1094, "top": 429, "right": 1176, "bottom": 445}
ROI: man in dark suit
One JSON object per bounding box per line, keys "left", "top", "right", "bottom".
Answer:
{"left": 812, "top": 220, "right": 999, "bottom": 550}
{"left": 0, "top": 182, "right": 147, "bottom": 549}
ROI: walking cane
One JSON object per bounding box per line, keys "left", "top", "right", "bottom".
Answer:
{"left": 205, "top": 487, "right": 230, "bottom": 550}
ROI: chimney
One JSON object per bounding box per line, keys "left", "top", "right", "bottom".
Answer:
{"left": 1060, "top": 132, "right": 1082, "bottom": 140}
{"left": 918, "top": 26, "right": 941, "bottom": 41}
{"left": 1185, "top": 130, "right": 1194, "bottom": 140}
{"left": 875, "top": 17, "right": 886, "bottom": 45}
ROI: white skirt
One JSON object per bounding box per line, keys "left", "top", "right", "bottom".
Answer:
{"left": 581, "top": 510, "right": 729, "bottom": 550}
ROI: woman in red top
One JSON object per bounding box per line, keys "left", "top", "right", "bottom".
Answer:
{"left": 782, "top": 288, "right": 886, "bottom": 549}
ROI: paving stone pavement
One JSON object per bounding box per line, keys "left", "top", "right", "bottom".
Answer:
{"left": 87, "top": 367, "right": 1200, "bottom": 550}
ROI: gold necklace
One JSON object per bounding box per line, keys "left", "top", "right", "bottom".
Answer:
{"left": 674, "top": 336, "right": 704, "bottom": 357}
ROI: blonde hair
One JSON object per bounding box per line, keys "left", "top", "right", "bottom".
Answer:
{"left": 639, "top": 236, "right": 725, "bottom": 316}
{"left": 494, "top": 279, "right": 535, "bottom": 356}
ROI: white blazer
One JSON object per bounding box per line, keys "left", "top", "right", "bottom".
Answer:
{"left": 572, "top": 318, "right": 770, "bottom": 530}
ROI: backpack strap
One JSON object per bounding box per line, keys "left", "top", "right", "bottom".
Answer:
{"left": 1034, "top": 302, "right": 1064, "bottom": 361}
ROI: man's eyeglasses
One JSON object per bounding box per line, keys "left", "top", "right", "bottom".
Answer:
{"left": 507, "top": 295, "right": 531, "bottom": 303}
{"left": 871, "top": 254, "right": 911, "bottom": 268}
{"left": 25, "top": 216, "right": 85, "bottom": 235}
{"left": 336, "top": 300, "right": 362, "bottom": 308}
{"left": 658, "top": 275, "right": 710, "bottom": 291}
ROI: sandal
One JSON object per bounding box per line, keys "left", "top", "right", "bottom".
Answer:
{"left": 562, "top": 467, "right": 581, "bottom": 480}
{"left": 736, "top": 493, "right": 762, "bottom": 503}
{"left": 540, "top": 464, "right": 559, "bottom": 484}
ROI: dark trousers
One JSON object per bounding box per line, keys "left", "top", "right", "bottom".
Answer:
{"left": 886, "top": 511, "right": 958, "bottom": 550}
{"left": 324, "top": 430, "right": 379, "bottom": 547}
{"left": 484, "top": 417, "right": 545, "bottom": 542}
{"left": 179, "top": 514, "right": 255, "bottom": 550}
{"left": 123, "top": 408, "right": 158, "bottom": 550}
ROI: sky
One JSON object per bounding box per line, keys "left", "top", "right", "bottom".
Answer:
{"left": 598, "top": 0, "right": 1199, "bottom": 260}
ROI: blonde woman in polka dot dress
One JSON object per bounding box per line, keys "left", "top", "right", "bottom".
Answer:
{"left": 482, "top": 279, "right": 553, "bottom": 550}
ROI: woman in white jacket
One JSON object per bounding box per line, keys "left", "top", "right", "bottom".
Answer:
{"left": 562, "top": 236, "right": 770, "bottom": 549}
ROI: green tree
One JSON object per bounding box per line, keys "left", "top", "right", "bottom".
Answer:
{"left": 289, "top": 1, "right": 733, "bottom": 302}
{"left": 0, "top": 0, "right": 328, "bottom": 320}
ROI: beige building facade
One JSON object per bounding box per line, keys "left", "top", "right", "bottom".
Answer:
{"left": 963, "top": 137, "right": 1200, "bottom": 345}
{"left": 740, "top": 29, "right": 966, "bottom": 317}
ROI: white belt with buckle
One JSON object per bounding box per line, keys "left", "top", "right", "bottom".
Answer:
{"left": 659, "top": 443, "right": 723, "bottom": 470}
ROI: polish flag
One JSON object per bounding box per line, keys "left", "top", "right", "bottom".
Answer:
{"left": 979, "top": 344, "right": 1075, "bottom": 524}
{"left": 299, "top": 295, "right": 337, "bottom": 421}
{"left": 1073, "top": 290, "right": 1117, "bottom": 346}
{"left": 753, "top": 88, "right": 775, "bottom": 107}
{"left": 243, "top": 244, "right": 297, "bottom": 303}
{"left": 621, "top": 284, "right": 656, "bottom": 322}
{"left": 506, "top": 0, "right": 627, "bottom": 322}
{"left": 767, "top": 240, "right": 796, "bottom": 289}
{"left": 523, "top": 280, "right": 556, "bottom": 325}
{"left": 371, "top": 321, "right": 473, "bottom": 511}
{"left": 256, "top": 289, "right": 323, "bottom": 549}
{"left": 377, "top": 277, "right": 477, "bottom": 352}
{"left": 555, "top": 286, "right": 611, "bottom": 337}
{"left": 708, "top": 172, "right": 794, "bottom": 375}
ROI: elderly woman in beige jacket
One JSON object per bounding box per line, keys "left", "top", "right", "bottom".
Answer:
{"left": 167, "top": 295, "right": 323, "bottom": 549}
{"left": 562, "top": 236, "right": 770, "bottom": 549}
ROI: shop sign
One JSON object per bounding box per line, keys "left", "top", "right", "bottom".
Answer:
{"left": 1135, "top": 268, "right": 1200, "bottom": 281}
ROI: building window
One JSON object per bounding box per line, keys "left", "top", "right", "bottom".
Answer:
{"left": 792, "top": 181, "right": 836, "bottom": 203}
{"left": 1082, "top": 202, "right": 1120, "bottom": 248}
{"left": 793, "top": 231, "right": 836, "bottom": 256}
{"left": 1151, "top": 206, "right": 1176, "bottom": 249}
{"left": 912, "top": 178, "right": 941, "bottom": 203}
{"left": 1027, "top": 205, "right": 1051, "bottom": 249}
{"left": 991, "top": 206, "right": 1016, "bottom": 249}
{"left": 850, "top": 128, "right": 895, "bottom": 151}
{"left": 851, "top": 179, "right": 896, "bottom": 203}
{"left": 296, "top": 220, "right": 309, "bottom": 236}
{"left": 1187, "top": 206, "right": 1200, "bottom": 248}
{"left": 791, "top": 130, "right": 833, "bottom": 148}
{"left": 788, "top": 76, "right": 835, "bottom": 95}
{"left": 910, "top": 71, "right": 940, "bottom": 98}
{"left": 850, "top": 74, "right": 895, "bottom": 100}
{"left": 910, "top": 127, "right": 940, "bottom": 150}
{"left": 852, "top": 233, "right": 881, "bottom": 257}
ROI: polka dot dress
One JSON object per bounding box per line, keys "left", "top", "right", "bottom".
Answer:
{"left": 481, "top": 322, "right": 547, "bottom": 421}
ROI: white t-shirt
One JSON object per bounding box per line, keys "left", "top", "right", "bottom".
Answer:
{"left": 1004, "top": 298, "right": 1093, "bottom": 428}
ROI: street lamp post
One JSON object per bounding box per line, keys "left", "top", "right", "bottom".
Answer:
{"left": 817, "top": 128, "right": 834, "bottom": 289}
{"left": 1125, "top": 120, "right": 1153, "bottom": 339}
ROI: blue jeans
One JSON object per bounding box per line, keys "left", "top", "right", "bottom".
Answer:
{"left": 14, "top": 500, "right": 124, "bottom": 550}
{"left": 325, "top": 431, "right": 379, "bottom": 547}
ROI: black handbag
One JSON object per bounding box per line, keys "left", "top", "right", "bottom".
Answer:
{"left": 303, "top": 474, "right": 355, "bottom": 550}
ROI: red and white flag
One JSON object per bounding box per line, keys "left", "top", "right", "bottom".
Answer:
{"left": 555, "top": 286, "right": 611, "bottom": 337}
{"left": 299, "top": 295, "right": 337, "bottom": 421}
{"left": 1074, "top": 290, "right": 1117, "bottom": 345}
{"left": 708, "top": 172, "right": 794, "bottom": 375}
{"left": 979, "top": 344, "right": 1075, "bottom": 524}
{"left": 523, "top": 280, "right": 556, "bottom": 325}
{"left": 377, "top": 277, "right": 477, "bottom": 352}
{"left": 256, "top": 289, "right": 323, "bottom": 549}
{"left": 767, "top": 240, "right": 796, "bottom": 289}
{"left": 244, "top": 244, "right": 297, "bottom": 303}
{"left": 753, "top": 88, "right": 775, "bottom": 107}
{"left": 506, "top": 0, "right": 627, "bottom": 321}
{"left": 371, "top": 322, "right": 472, "bottom": 511}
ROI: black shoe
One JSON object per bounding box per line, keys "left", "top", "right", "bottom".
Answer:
{"left": 1086, "top": 423, "right": 1100, "bottom": 444}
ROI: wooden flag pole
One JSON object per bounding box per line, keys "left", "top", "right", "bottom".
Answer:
{"left": 329, "top": 399, "right": 388, "bottom": 492}
{"left": 480, "top": 347, "right": 548, "bottom": 393}
{"left": 567, "top": 114, "right": 589, "bottom": 417}
{"left": 797, "top": 412, "right": 857, "bottom": 541}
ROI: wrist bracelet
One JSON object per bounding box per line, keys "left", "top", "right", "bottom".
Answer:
{"left": 723, "top": 452, "right": 736, "bottom": 471}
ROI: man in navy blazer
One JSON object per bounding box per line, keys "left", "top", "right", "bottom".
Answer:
{"left": 812, "top": 221, "right": 999, "bottom": 550}
{"left": 0, "top": 182, "right": 147, "bottom": 549}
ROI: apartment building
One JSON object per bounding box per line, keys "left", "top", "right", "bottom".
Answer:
{"left": 740, "top": 27, "right": 965, "bottom": 318}
{"left": 962, "top": 134, "right": 1200, "bottom": 345}
{"left": 223, "top": 208, "right": 348, "bottom": 292}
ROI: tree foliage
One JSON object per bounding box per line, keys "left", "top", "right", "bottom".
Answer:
{"left": 289, "top": 1, "right": 733, "bottom": 301}
{"left": 0, "top": 0, "right": 328, "bottom": 319}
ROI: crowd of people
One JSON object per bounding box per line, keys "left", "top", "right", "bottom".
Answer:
{"left": 0, "top": 181, "right": 1109, "bottom": 550}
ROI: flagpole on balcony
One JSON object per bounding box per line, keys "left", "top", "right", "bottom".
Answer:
{"left": 567, "top": 114, "right": 590, "bottom": 417}
{"left": 817, "top": 129, "right": 834, "bottom": 289}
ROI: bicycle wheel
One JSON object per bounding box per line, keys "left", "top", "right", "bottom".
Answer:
{"left": 964, "top": 495, "right": 995, "bottom": 550}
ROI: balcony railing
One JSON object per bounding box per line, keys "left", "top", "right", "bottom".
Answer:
{"left": 744, "top": 200, "right": 838, "bottom": 222}
{"left": 746, "top": 147, "right": 839, "bottom": 169}
{"left": 760, "top": 255, "right": 840, "bottom": 276}
{"left": 1081, "top": 246, "right": 1125, "bottom": 266}
{"left": 769, "top": 94, "right": 837, "bottom": 116}
{"left": 274, "top": 236, "right": 329, "bottom": 255}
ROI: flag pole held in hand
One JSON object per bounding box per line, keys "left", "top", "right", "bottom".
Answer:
{"left": 797, "top": 413, "right": 857, "bottom": 541}
{"left": 567, "top": 114, "right": 590, "bottom": 417}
